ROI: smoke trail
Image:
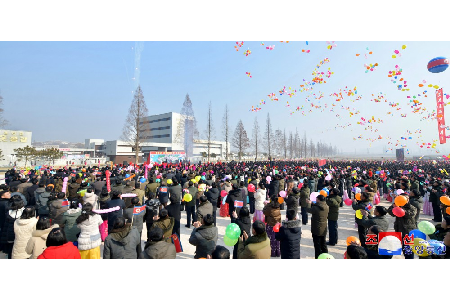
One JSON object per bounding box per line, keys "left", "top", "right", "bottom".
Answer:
{"left": 133, "top": 41, "right": 145, "bottom": 90}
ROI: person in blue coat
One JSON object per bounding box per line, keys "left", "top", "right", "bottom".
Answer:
{"left": 275, "top": 209, "right": 302, "bottom": 259}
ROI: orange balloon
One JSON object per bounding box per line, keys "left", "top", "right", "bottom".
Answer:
{"left": 278, "top": 197, "right": 284, "bottom": 204}
{"left": 395, "top": 195, "right": 407, "bottom": 207}
{"left": 355, "top": 193, "right": 361, "bottom": 200}
{"left": 346, "top": 236, "right": 360, "bottom": 246}
{"left": 440, "top": 196, "right": 450, "bottom": 206}
{"left": 446, "top": 207, "right": 450, "bottom": 215}
{"left": 320, "top": 190, "right": 327, "bottom": 197}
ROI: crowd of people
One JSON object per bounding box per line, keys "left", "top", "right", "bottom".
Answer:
{"left": 0, "top": 158, "right": 449, "bottom": 259}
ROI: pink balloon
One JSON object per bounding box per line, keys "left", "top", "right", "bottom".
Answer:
{"left": 220, "top": 190, "right": 228, "bottom": 198}
{"left": 393, "top": 207, "right": 405, "bottom": 217}
{"left": 344, "top": 199, "right": 353, "bottom": 206}
{"left": 396, "top": 189, "right": 404, "bottom": 195}
{"left": 279, "top": 191, "right": 287, "bottom": 198}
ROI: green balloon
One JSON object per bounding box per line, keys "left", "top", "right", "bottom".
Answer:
{"left": 225, "top": 223, "right": 241, "bottom": 239}
{"left": 223, "top": 235, "right": 238, "bottom": 246}
{"left": 318, "top": 253, "right": 334, "bottom": 259}
{"left": 418, "top": 221, "right": 435, "bottom": 235}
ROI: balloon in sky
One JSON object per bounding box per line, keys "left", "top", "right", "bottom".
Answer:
{"left": 427, "top": 57, "right": 449, "bottom": 73}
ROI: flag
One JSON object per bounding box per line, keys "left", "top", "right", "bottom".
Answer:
{"left": 234, "top": 200, "right": 243, "bottom": 208}
{"left": 133, "top": 205, "right": 146, "bottom": 215}
{"left": 318, "top": 159, "right": 326, "bottom": 167}
{"left": 61, "top": 200, "right": 69, "bottom": 207}
{"left": 365, "top": 203, "right": 373, "bottom": 211}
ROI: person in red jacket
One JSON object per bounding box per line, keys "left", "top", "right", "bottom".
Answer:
{"left": 38, "top": 228, "right": 81, "bottom": 259}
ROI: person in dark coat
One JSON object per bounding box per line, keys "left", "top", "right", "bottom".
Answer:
{"left": 106, "top": 190, "right": 126, "bottom": 234}
{"left": 285, "top": 187, "right": 300, "bottom": 214}
{"left": 98, "top": 188, "right": 110, "bottom": 221}
{"left": 103, "top": 217, "right": 142, "bottom": 259}
{"left": 409, "top": 189, "right": 423, "bottom": 226}
{"left": 387, "top": 194, "right": 417, "bottom": 259}
{"left": 299, "top": 183, "right": 310, "bottom": 225}
{"left": 429, "top": 180, "right": 444, "bottom": 222}
{"left": 204, "top": 182, "right": 219, "bottom": 226}
{"left": 67, "top": 178, "right": 80, "bottom": 200}
{"left": 0, "top": 196, "right": 25, "bottom": 258}
{"left": 140, "top": 227, "right": 176, "bottom": 259}
{"left": 26, "top": 179, "right": 39, "bottom": 207}
{"left": 231, "top": 207, "right": 252, "bottom": 259}
{"left": 166, "top": 179, "right": 182, "bottom": 237}
{"left": 360, "top": 206, "right": 389, "bottom": 232}
{"left": 275, "top": 209, "right": 302, "bottom": 259}
{"left": 306, "top": 194, "right": 329, "bottom": 259}
{"left": 0, "top": 190, "right": 11, "bottom": 252}
{"left": 247, "top": 177, "right": 258, "bottom": 214}
{"left": 197, "top": 196, "right": 213, "bottom": 223}
{"left": 226, "top": 184, "right": 243, "bottom": 217}
{"left": 156, "top": 182, "right": 169, "bottom": 208}
{"left": 123, "top": 197, "right": 145, "bottom": 239}
{"left": 185, "top": 181, "right": 197, "bottom": 228}
{"left": 326, "top": 188, "right": 342, "bottom": 246}
{"left": 188, "top": 214, "right": 218, "bottom": 259}
{"left": 352, "top": 191, "right": 373, "bottom": 247}
{"left": 268, "top": 176, "right": 280, "bottom": 199}
{"left": 92, "top": 178, "right": 106, "bottom": 196}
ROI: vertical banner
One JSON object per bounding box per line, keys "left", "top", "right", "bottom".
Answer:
{"left": 436, "top": 88, "right": 446, "bottom": 144}
{"left": 144, "top": 164, "right": 148, "bottom": 179}
{"left": 106, "top": 170, "right": 111, "bottom": 192}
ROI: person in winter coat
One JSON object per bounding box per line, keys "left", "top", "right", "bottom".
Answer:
{"left": 429, "top": 216, "right": 450, "bottom": 241}
{"left": 145, "top": 178, "right": 160, "bottom": 199}
{"left": 268, "top": 176, "right": 279, "bottom": 199}
{"left": 12, "top": 206, "right": 38, "bottom": 259}
{"left": 49, "top": 192, "right": 69, "bottom": 228}
{"left": 230, "top": 207, "right": 252, "bottom": 259}
{"left": 387, "top": 194, "right": 417, "bottom": 259}
{"left": 360, "top": 206, "right": 389, "bottom": 232}
{"left": 76, "top": 203, "right": 103, "bottom": 259}
{"left": 25, "top": 217, "right": 59, "bottom": 259}
{"left": 352, "top": 191, "right": 374, "bottom": 247}
{"left": 103, "top": 217, "right": 142, "bottom": 259}
{"left": 275, "top": 209, "right": 302, "bottom": 259}
{"left": 37, "top": 228, "right": 81, "bottom": 259}
{"left": 156, "top": 182, "right": 169, "bottom": 208}
{"left": 26, "top": 179, "right": 39, "bottom": 207}
{"left": 0, "top": 196, "right": 25, "bottom": 258}
{"left": 36, "top": 186, "right": 52, "bottom": 218}
{"left": 0, "top": 190, "right": 11, "bottom": 253}
{"left": 150, "top": 209, "right": 174, "bottom": 243}
{"left": 237, "top": 220, "right": 271, "bottom": 259}
{"left": 429, "top": 180, "right": 444, "bottom": 222}
{"left": 308, "top": 176, "right": 316, "bottom": 193}
{"left": 189, "top": 214, "right": 218, "bottom": 259}
{"left": 326, "top": 188, "right": 342, "bottom": 246}
{"left": 263, "top": 195, "right": 282, "bottom": 257}
{"left": 306, "top": 194, "right": 329, "bottom": 259}
{"left": 247, "top": 177, "right": 258, "bottom": 214}
{"left": 82, "top": 187, "right": 99, "bottom": 209}
{"left": 122, "top": 181, "right": 135, "bottom": 208}
{"left": 67, "top": 178, "right": 80, "bottom": 200}
{"left": 123, "top": 197, "right": 144, "bottom": 238}
{"left": 409, "top": 189, "right": 423, "bottom": 226}
{"left": 107, "top": 190, "right": 126, "bottom": 234}
{"left": 197, "top": 196, "right": 213, "bottom": 224}
{"left": 300, "top": 183, "right": 311, "bottom": 225}
{"left": 254, "top": 182, "right": 267, "bottom": 223}
{"left": 140, "top": 227, "right": 176, "bottom": 259}
{"left": 185, "top": 180, "right": 198, "bottom": 228}
{"left": 204, "top": 182, "right": 219, "bottom": 226}
{"left": 133, "top": 182, "right": 145, "bottom": 205}
{"left": 110, "top": 178, "right": 124, "bottom": 196}
{"left": 285, "top": 187, "right": 300, "bottom": 214}
{"left": 227, "top": 184, "right": 243, "bottom": 217}
{"left": 61, "top": 200, "right": 81, "bottom": 242}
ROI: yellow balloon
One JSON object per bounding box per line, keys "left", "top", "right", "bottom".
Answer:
{"left": 412, "top": 238, "right": 429, "bottom": 257}
{"left": 355, "top": 210, "right": 363, "bottom": 219}
{"left": 402, "top": 45, "right": 407, "bottom": 50}
{"left": 392, "top": 55, "right": 397, "bottom": 58}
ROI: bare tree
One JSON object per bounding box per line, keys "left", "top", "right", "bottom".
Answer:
{"left": 294, "top": 129, "right": 300, "bottom": 158}
{"left": 203, "top": 101, "right": 215, "bottom": 162}
{"left": 283, "top": 129, "right": 288, "bottom": 159}
{"left": 263, "top": 113, "right": 274, "bottom": 160}
{"left": 303, "top": 132, "right": 308, "bottom": 158}
{"left": 222, "top": 104, "right": 230, "bottom": 161}
{"left": 121, "top": 85, "right": 150, "bottom": 164}
{"left": 232, "top": 120, "right": 250, "bottom": 161}
{"left": 289, "top": 131, "right": 294, "bottom": 159}
{"left": 274, "top": 129, "right": 283, "bottom": 157}
{"left": 252, "top": 116, "right": 260, "bottom": 161}
{"left": 0, "top": 94, "right": 8, "bottom": 128}
{"left": 309, "top": 139, "right": 315, "bottom": 157}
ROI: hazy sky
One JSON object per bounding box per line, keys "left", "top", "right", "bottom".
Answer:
{"left": 1, "top": 41, "right": 450, "bottom": 156}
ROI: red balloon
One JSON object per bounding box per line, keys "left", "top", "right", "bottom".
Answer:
{"left": 392, "top": 207, "right": 405, "bottom": 217}
{"left": 273, "top": 223, "right": 281, "bottom": 233}
{"left": 247, "top": 184, "right": 256, "bottom": 193}
{"left": 344, "top": 199, "right": 353, "bottom": 206}
{"left": 298, "top": 183, "right": 303, "bottom": 189}
{"left": 220, "top": 190, "right": 228, "bottom": 198}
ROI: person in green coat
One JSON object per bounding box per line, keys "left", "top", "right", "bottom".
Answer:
{"left": 360, "top": 206, "right": 389, "bottom": 232}
{"left": 352, "top": 192, "right": 373, "bottom": 247}
{"left": 61, "top": 201, "right": 82, "bottom": 242}
{"left": 326, "top": 188, "right": 342, "bottom": 246}
{"left": 299, "top": 184, "right": 310, "bottom": 225}
{"left": 306, "top": 194, "right": 329, "bottom": 259}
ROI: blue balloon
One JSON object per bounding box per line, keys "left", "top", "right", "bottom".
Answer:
{"left": 409, "top": 229, "right": 426, "bottom": 241}
{"left": 125, "top": 174, "right": 130, "bottom": 178}
{"left": 428, "top": 57, "right": 449, "bottom": 73}
{"left": 140, "top": 178, "right": 146, "bottom": 183}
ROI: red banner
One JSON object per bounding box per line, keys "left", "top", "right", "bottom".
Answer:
{"left": 318, "top": 159, "right": 326, "bottom": 167}
{"left": 436, "top": 88, "right": 446, "bottom": 144}
{"left": 106, "top": 170, "right": 111, "bottom": 192}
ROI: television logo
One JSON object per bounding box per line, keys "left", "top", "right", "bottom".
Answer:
{"left": 366, "top": 232, "right": 446, "bottom": 256}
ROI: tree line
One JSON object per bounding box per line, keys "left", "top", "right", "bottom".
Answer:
{"left": 13, "top": 146, "right": 64, "bottom": 167}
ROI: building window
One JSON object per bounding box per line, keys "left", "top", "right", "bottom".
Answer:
{"left": 144, "top": 134, "right": 170, "bottom": 139}
{"left": 140, "top": 126, "right": 170, "bottom": 132}
{"left": 140, "top": 117, "right": 171, "bottom": 125}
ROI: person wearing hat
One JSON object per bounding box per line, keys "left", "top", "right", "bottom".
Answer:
{"left": 361, "top": 205, "right": 389, "bottom": 232}
{"left": 237, "top": 220, "right": 271, "bottom": 259}
{"left": 150, "top": 209, "right": 174, "bottom": 243}
{"left": 326, "top": 187, "right": 342, "bottom": 246}
{"left": 429, "top": 180, "right": 444, "bottom": 222}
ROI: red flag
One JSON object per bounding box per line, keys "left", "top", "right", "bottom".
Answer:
{"left": 318, "top": 159, "right": 326, "bottom": 167}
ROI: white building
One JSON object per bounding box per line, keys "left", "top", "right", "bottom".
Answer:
{"left": 0, "top": 130, "right": 32, "bottom": 167}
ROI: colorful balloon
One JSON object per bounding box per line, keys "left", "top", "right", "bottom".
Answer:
{"left": 318, "top": 253, "right": 334, "bottom": 259}
{"left": 355, "top": 210, "right": 363, "bottom": 219}
{"left": 355, "top": 193, "right": 361, "bottom": 200}
{"left": 220, "top": 190, "right": 228, "bottom": 198}
{"left": 392, "top": 207, "right": 405, "bottom": 217}
{"left": 409, "top": 229, "right": 426, "bottom": 241}
{"left": 320, "top": 190, "right": 328, "bottom": 197}
{"left": 346, "top": 236, "right": 360, "bottom": 246}
{"left": 223, "top": 235, "right": 238, "bottom": 246}
{"left": 273, "top": 223, "right": 281, "bottom": 232}
{"left": 247, "top": 184, "right": 256, "bottom": 193}
{"left": 279, "top": 191, "right": 287, "bottom": 198}
{"left": 140, "top": 177, "right": 146, "bottom": 183}
{"left": 412, "top": 238, "right": 430, "bottom": 257}
{"left": 394, "top": 195, "right": 408, "bottom": 207}
{"left": 344, "top": 198, "right": 353, "bottom": 206}
{"left": 278, "top": 197, "right": 284, "bottom": 204}
{"left": 427, "top": 57, "right": 449, "bottom": 73}
{"left": 418, "top": 221, "right": 435, "bottom": 235}
{"left": 440, "top": 196, "right": 450, "bottom": 206}
{"left": 225, "top": 223, "right": 241, "bottom": 239}
{"left": 183, "top": 194, "right": 193, "bottom": 202}
{"left": 310, "top": 192, "right": 319, "bottom": 202}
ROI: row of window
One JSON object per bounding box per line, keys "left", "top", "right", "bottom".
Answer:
{"left": 140, "top": 117, "right": 171, "bottom": 125}
{"left": 143, "top": 134, "right": 170, "bottom": 139}
{"left": 141, "top": 126, "right": 170, "bottom": 132}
